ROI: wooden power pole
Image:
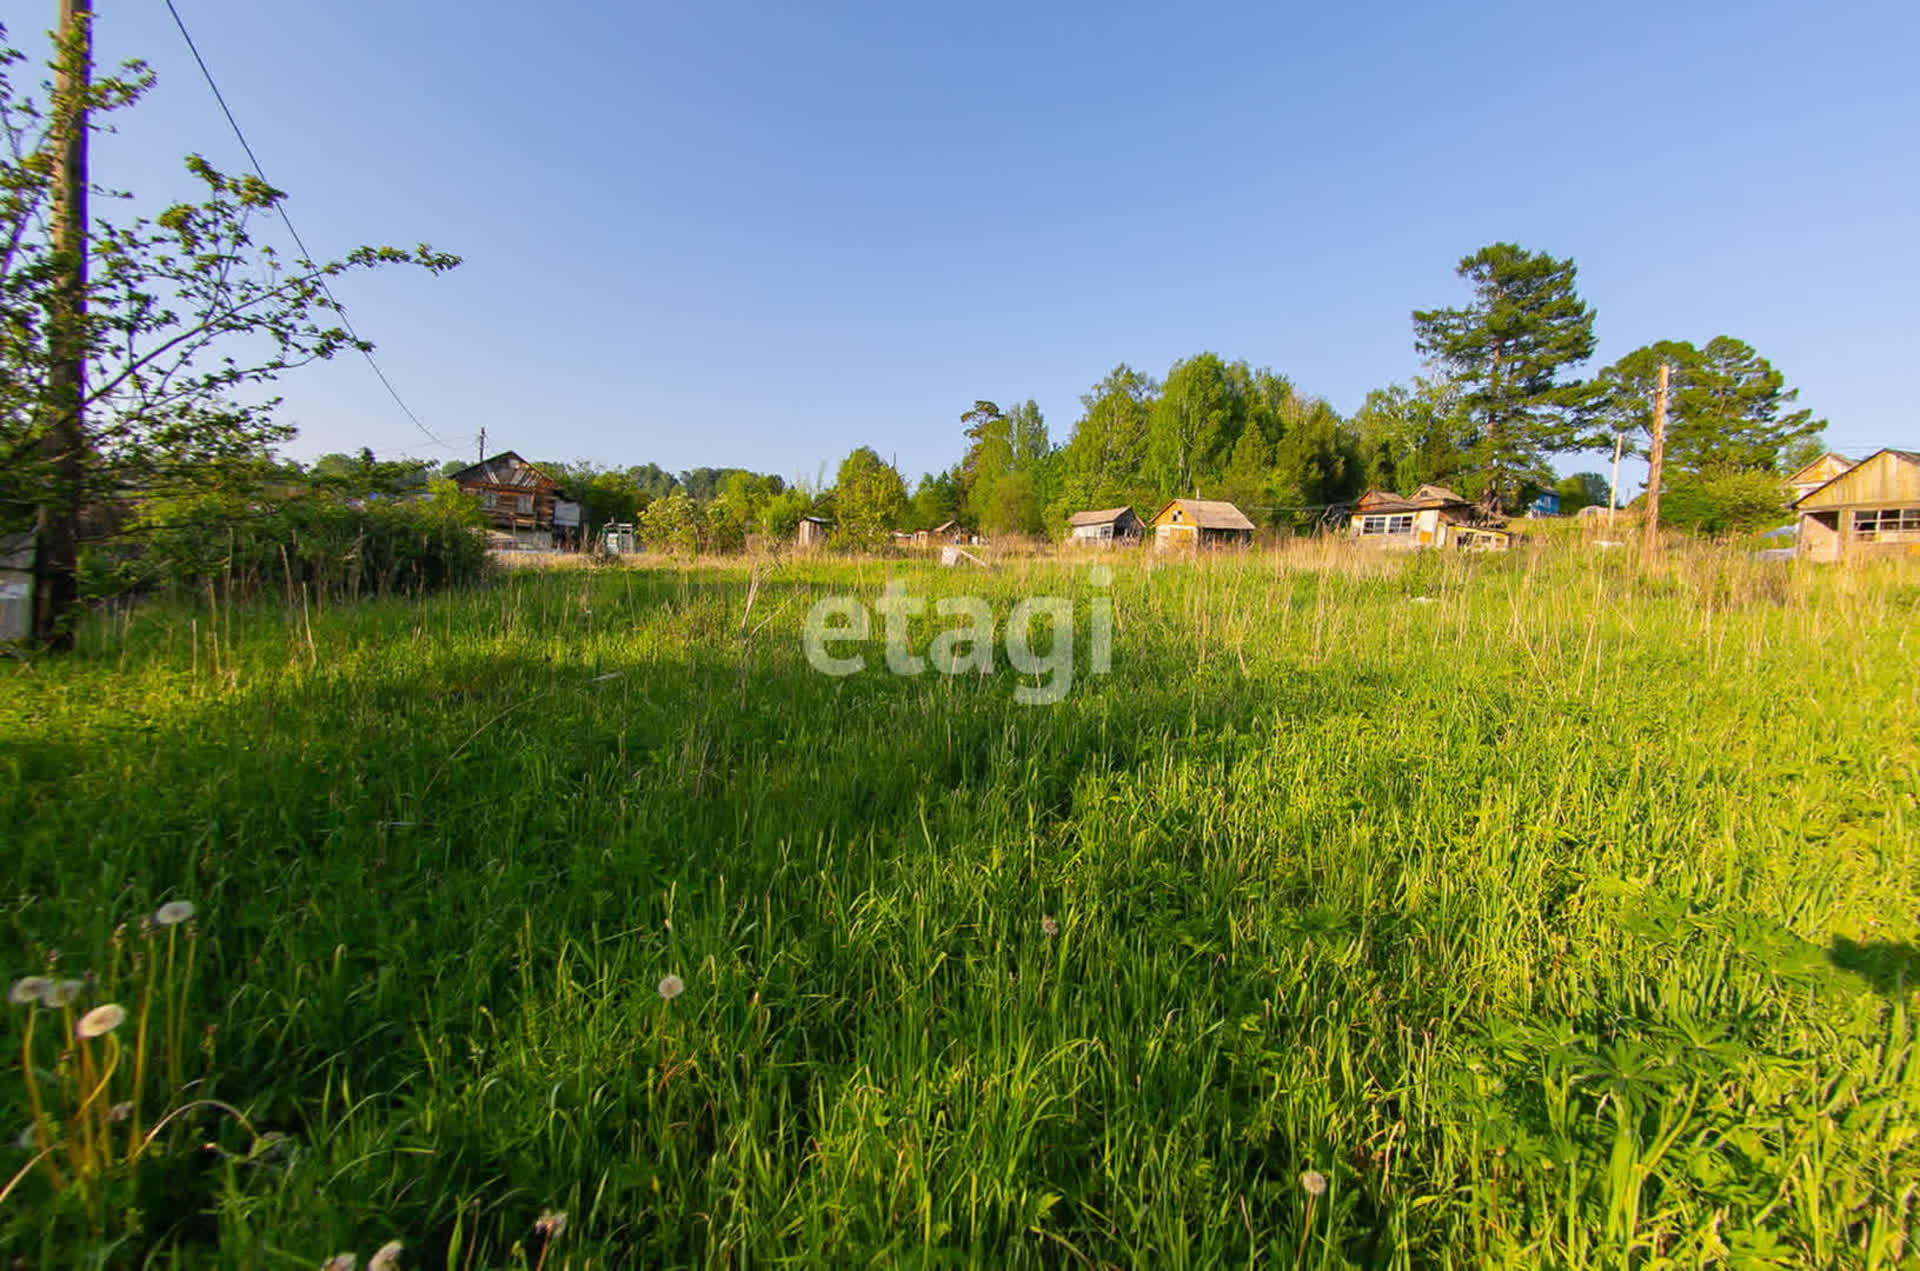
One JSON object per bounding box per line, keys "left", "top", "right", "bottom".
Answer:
{"left": 33, "top": 0, "right": 92, "bottom": 648}
{"left": 1641, "top": 360, "right": 1669, "bottom": 557}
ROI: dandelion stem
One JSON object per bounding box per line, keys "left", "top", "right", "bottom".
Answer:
{"left": 17, "top": 1007, "right": 63, "bottom": 1190}
{"left": 128, "top": 936, "right": 156, "bottom": 1162}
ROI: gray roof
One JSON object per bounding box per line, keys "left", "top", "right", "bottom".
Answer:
{"left": 1067, "top": 506, "right": 1136, "bottom": 527}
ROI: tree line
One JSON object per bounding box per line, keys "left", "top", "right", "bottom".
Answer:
{"left": 526, "top": 242, "right": 1827, "bottom": 549}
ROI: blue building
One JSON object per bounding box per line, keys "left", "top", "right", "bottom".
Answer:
{"left": 1528, "top": 490, "right": 1561, "bottom": 517}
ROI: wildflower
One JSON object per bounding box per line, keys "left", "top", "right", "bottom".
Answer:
{"left": 534, "top": 1209, "right": 568, "bottom": 1238}
{"left": 321, "top": 1256, "right": 358, "bottom": 1271}
{"left": 75, "top": 1003, "right": 126, "bottom": 1040}
{"left": 368, "top": 1240, "right": 403, "bottom": 1271}
{"left": 9, "top": 976, "right": 50, "bottom": 1005}
{"left": 154, "top": 901, "right": 196, "bottom": 926}
{"left": 657, "top": 974, "right": 685, "bottom": 1001}
{"left": 1300, "top": 1169, "right": 1328, "bottom": 1197}
{"left": 41, "top": 979, "right": 86, "bottom": 1008}
{"left": 1041, "top": 914, "right": 1059, "bottom": 938}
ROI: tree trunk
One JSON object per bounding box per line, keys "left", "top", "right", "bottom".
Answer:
{"left": 33, "top": 0, "right": 91, "bottom": 650}
{"left": 1643, "top": 361, "right": 1669, "bottom": 557}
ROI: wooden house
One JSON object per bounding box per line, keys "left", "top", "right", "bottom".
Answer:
{"left": 449, "top": 451, "right": 562, "bottom": 549}
{"left": 1066, "top": 506, "right": 1143, "bottom": 545}
{"left": 1350, "top": 485, "right": 1510, "bottom": 551}
{"left": 1792, "top": 449, "right": 1920, "bottom": 561}
{"left": 1149, "top": 499, "right": 1255, "bottom": 550}
{"left": 1785, "top": 453, "right": 1855, "bottom": 503}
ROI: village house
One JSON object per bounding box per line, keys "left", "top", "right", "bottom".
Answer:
{"left": 1349, "top": 485, "right": 1510, "bottom": 551}
{"left": 1066, "top": 506, "right": 1143, "bottom": 545}
{"left": 1785, "top": 453, "right": 1855, "bottom": 503}
{"left": 1792, "top": 448, "right": 1920, "bottom": 561}
{"left": 449, "top": 451, "right": 580, "bottom": 550}
{"left": 911, "top": 520, "right": 978, "bottom": 548}
{"left": 1148, "top": 499, "right": 1255, "bottom": 550}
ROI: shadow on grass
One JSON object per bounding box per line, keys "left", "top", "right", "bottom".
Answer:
{"left": 1829, "top": 937, "right": 1920, "bottom": 997}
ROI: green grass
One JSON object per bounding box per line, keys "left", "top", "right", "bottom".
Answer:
{"left": 2, "top": 544, "right": 1916, "bottom": 1268}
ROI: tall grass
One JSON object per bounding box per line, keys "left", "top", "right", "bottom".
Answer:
{"left": 1, "top": 541, "right": 1914, "bottom": 1266}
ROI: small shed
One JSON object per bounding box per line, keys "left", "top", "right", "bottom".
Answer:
{"left": 1793, "top": 449, "right": 1920, "bottom": 561}
{"left": 795, "top": 515, "right": 832, "bottom": 549}
{"left": 0, "top": 532, "right": 33, "bottom": 642}
{"left": 1149, "top": 499, "right": 1255, "bottom": 550}
{"left": 1067, "top": 506, "right": 1143, "bottom": 545}
{"left": 1785, "top": 453, "right": 1855, "bottom": 504}
{"left": 1351, "top": 485, "right": 1510, "bottom": 550}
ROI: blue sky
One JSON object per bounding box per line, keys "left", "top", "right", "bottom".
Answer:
{"left": 61, "top": 0, "right": 1920, "bottom": 483}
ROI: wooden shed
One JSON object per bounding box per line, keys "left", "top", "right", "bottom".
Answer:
{"left": 1793, "top": 449, "right": 1920, "bottom": 561}
{"left": 1067, "top": 506, "right": 1143, "bottom": 545}
{"left": 1149, "top": 499, "right": 1255, "bottom": 550}
{"left": 795, "top": 515, "right": 832, "bottom": 549}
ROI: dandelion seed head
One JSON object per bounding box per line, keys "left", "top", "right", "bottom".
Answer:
{"left": 14, "top": 1125, "right": 37, "bottom": 1150}
{"left": 321, "top": 1255, "right": 358, "bottom": 1271}
{"left": 1300, "top": 1169, "right": 1328, "bottom": 1197}
{"left": 534, "top": 1209, "right": 568, "bottom": 1238}
{"left": 367, "top": 1239, "right": 403, "bottom": 1271}
{"left": 9, "top": 976, "right": 50, "bottom": 1006}
{"left": 1041, "top": 914, "right": 1059, "bottom": 938}
{"left": 154, "top": 901, "right": 196, "bottom": 926}
{"left": 108, "top": 1101, "right": 134, "bottom": 1123}
{"left": 41, "top": 979, "right": 86, "bottom": 1008}
{"left": 75, "top": 1003, "right": 126, "bottom": 1040}
{"left": 657, "top": 974, "right": 685, "bottom": 1001}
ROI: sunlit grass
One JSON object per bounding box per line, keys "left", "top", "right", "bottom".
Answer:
{"left": 1, "top": 541, "right": 1915, "bottom": 1266}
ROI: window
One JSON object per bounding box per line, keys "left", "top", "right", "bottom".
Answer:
{"left": 1851, "top": 508, "right": 1920, "bottom": 539}
{"left": 516, "top": 493, "right": 534, "bottom": 513}
{"left": 1359, "top": 514, "right": 1414, "bottom": 536}
{"left": 478, "top": 491, "right": 497, "bottom": 509}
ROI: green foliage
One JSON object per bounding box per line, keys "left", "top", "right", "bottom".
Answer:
{"left": 1413, "top": 243, "right": 1598, "bottom": 512}
{"left": 2, "top": 551, "right": 1913, "bottom": 1265}
{"left": 1587, "top": 337, "right": 1826, "bottom": 477}
{"left": 638, "top": 489, "right": 700, "bottom": 555}
{"left": 832, "top": 446, "right": 908, "bottom": 549}
{"left": 1658, "top": 470, "right": 1792, "bottom": 534}
{"left": 1553, "top": 471, "right": 1611, "bottom": 512}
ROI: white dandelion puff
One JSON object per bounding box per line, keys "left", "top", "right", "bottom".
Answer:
{"left": 657, "top": 974, "right": 685, "bottom": 1001}
{"left": 368, "top": 1241, "right": 403, "bottom": 1271}
{"left": 40, "top": 979, "right": 86, "bottom": 1008}
{"left": 9, "top": 976, "right": 50, "bottom": 1006}
{"left": 154, "top": 901, "right": 196, "bottom": 926}
{"left": 1041, "top": 914, "right": 1059, "bottom": 938}
{"left": 534, "top": 1209, "right": 568, "bottom": 1238}
{"left": 1300, "top": 1169, "right": 1328, "bottom": 1197}
{"left": 75, "top": 1003, "right": 126, "bottom": 1040}
{"left": 108, "top": 1101, "right": 134, "bottom": 1123}
{"left": 321, "top": 1255, "right": 358, "bottom": 1271}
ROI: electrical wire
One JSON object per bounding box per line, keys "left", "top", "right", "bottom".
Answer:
{"left": 161, "top": 0, "right": 456, "bottom": 452}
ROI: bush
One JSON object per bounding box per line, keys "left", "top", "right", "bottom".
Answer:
{"left": 1660, "top": 471, "right": 1792, "bottom": 535}
{"left": 83, "top": 478, "right": 489, "bottom": 601}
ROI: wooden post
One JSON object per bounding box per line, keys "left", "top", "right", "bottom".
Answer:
{"left": 33, "top": 0, "right": 92, "bottom": 649}
{"left": 1642, "top": 361, "right": 1669, "bottom": 556}
{"left": 477, "top": 427, "right": 486, "bottom": 464}
{"left": 1606, "top": 428, "right": 1623, "bottom": 529}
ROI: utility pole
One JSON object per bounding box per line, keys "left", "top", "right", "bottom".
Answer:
{"left": 33, "top": 0, "right": 91, "bottom": 648}
{"left": 477, "top": 427, "right": 486, "bottom": 464}
{"left": 1642, "top": 360, "right": 1669, "bottom": 557}
{"left": 1606, "top": 429, "right": 1623, "bottom": 529}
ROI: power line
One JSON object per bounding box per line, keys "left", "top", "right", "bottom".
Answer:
{"left": 161, "top": 0, "right": 456, "bottom": 452}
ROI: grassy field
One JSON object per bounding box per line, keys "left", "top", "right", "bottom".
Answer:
{"left": 2, "top": 543, "right": 1916, "bottom": 1268}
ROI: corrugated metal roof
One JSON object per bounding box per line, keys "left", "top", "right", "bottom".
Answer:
{"left": 1067, "top": 506, "right": 1135, "bottom": 526}
{"left": 1153, "top": 499, "right": 1256, "bottom": 530}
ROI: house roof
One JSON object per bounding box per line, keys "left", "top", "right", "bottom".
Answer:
{"left": 1151, "top": 499, "right": 1256, "bottom": 531}
{"left": 1067, "top": 506, "right": 1136, "bottom": 527}
{"left": 1792, "top": 449, "right": 1920, "bottom": 509}
{"left": 1784, "top": 452, "right": 1854, "bottom": 487}
{"left": 1354, "top": 485, "right": 1472, "bottom": 514}
{"left": 447, "top": 451, "right": 556, "bottom": 490}
{"left": 930, "top": 520, "right": 957, "bottom": 532}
